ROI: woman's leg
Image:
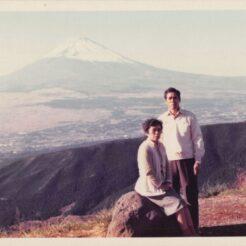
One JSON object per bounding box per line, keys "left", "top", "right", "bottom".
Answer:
{"left": 175, "top": 207, "right": 197, "bottom": 236}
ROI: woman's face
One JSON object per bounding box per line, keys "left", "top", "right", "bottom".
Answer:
{"left": 146, "top": 125, "right": 162, "bottom": 143}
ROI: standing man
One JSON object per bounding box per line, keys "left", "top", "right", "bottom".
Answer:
{"left": 158, "top": 87, "right": 205, "bottom": 231}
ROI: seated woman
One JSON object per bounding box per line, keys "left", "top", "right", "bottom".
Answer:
{"left": 134, "top": 118, "right": 197, "bottom": 236}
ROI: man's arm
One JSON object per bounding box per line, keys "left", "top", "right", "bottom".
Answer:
{"left": 190, "top": 115, "right": 205, "bottom": 175}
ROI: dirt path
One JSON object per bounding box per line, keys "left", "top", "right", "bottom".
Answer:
{"left": 199, "top": 189, "right": 246, "bottom": 236}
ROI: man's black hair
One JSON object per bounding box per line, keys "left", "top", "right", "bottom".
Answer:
{"left": 164, "top": 87, "right": 181, "bottom": 100}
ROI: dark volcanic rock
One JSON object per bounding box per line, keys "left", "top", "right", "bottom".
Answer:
{"left": 106, "top": 191, "right": 181, "bottom": 237}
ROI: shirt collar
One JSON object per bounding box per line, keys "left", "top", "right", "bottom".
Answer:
{"left": 167, "top": 108, "right": 183, "bottom": 118}
{"left": 146, "top": 138, "right": 161, "bottom": 148}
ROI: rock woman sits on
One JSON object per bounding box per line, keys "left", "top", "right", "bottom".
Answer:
{"left": 135, "top": 118, "right": 197, "bottom": 236}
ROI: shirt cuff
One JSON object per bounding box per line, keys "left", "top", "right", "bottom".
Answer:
{"left": 195, "top": 156, "right": 202, "bottom": 163}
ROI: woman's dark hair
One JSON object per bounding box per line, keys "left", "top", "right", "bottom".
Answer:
{"left": 142, "top": 118, "right": 163, "bottom": 133}
{"left": 164, "top": 87, "right": 181, "bottom": 100}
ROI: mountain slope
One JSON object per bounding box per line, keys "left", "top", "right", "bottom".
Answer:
{"left": 0, "top": 58, "right": 162, "bottom": 92}
{"left": 0, "top": 137, "right": 142, "bottom": 221}
{"left": 0, "top": 122, "right": 245, "bottom": 225}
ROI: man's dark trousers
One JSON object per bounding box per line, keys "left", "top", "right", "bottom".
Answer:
{"left": 170, "top": 158, "right": 199, "bottom": 230}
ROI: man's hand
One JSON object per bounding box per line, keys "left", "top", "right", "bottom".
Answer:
{"left": 193, "top": 161, "right": 200, "bottom": 176}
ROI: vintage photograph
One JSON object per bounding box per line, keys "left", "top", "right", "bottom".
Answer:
{"left": 0, "top": 0, "right": 245, "bottom": 241}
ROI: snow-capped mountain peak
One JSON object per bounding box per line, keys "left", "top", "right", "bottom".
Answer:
{"left": 45, "top": 37, "right": 134, "bottom": 63}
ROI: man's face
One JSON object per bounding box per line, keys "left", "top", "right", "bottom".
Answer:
{"left": 165, "top": 92, "right": 180, "bottom": 111}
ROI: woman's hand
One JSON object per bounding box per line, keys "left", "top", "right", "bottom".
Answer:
{"left": 160, "top": 183, "right": 172, "bottom": 191}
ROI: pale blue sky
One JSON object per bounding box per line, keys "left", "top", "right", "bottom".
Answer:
{"left": 0, "top": 10, "right": 246, "bottom": 76}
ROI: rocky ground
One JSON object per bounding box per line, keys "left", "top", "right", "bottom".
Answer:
{"left": 199, "top": 187, "right": 246, "bottom": 236}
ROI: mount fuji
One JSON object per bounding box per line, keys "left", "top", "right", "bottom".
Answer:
{"left": 0, "top": 37, "right": 246, "bottom": 157}
{"left": 1, "top": 36, "right": 245, "bottom": 93}
{"left": 0, "top": 37, "right": 165, "bottom": 93}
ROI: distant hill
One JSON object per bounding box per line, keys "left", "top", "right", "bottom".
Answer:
{"left": 0, "top": 122, "right": 245, "bottom": 226}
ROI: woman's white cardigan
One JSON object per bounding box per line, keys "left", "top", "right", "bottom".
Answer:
{"left": 135, "top": 139, "right": 172, "bottom": 197}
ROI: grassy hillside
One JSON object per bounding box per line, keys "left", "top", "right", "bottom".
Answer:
{"left": 0, "top": 122, "right": 245, "bottom": 227}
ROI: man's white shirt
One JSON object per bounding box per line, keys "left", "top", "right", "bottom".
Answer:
{"left": 158, "top": 109, "right": 205, "bottom": 163}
